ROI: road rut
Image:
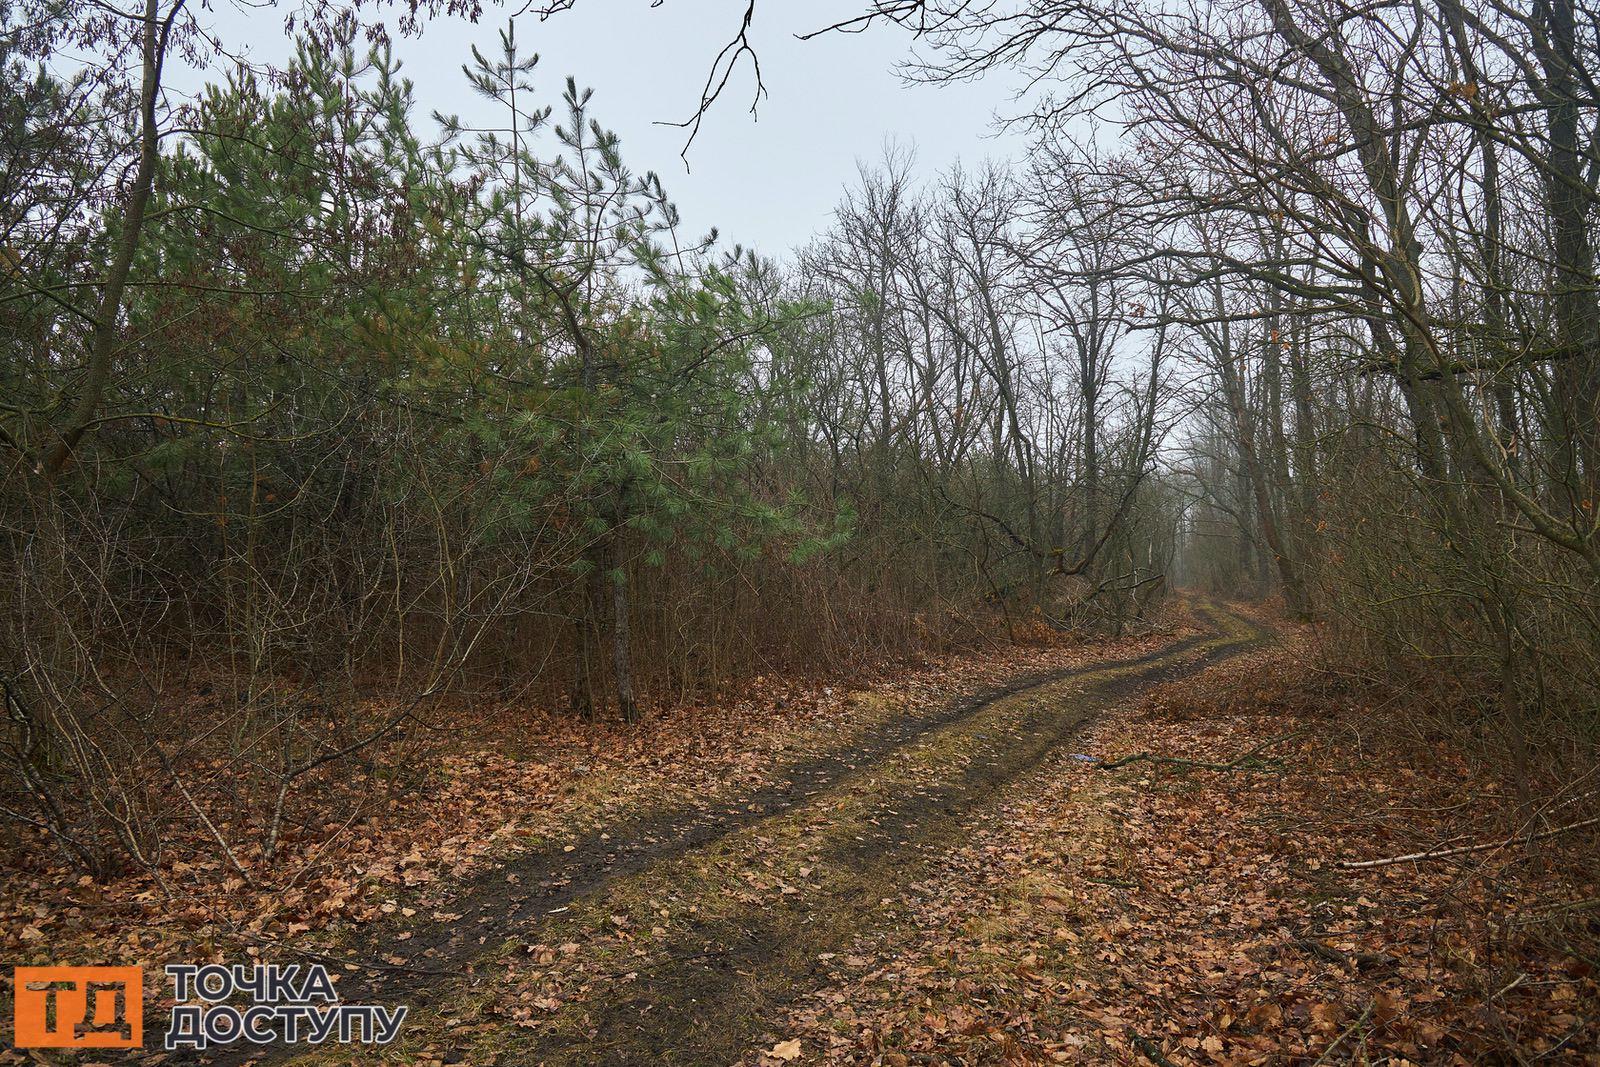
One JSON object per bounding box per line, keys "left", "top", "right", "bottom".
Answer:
{"left": 199, "top": 602, "right": 1270, "bottom": 1065}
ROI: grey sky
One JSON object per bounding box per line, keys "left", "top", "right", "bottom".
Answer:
{"left": 187, "top": 1, "right": 1031, "bottom": 257}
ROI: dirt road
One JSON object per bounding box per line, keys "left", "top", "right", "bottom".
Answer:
{"left": 199, "top": 602, "right": 1270, "bottom": 1065}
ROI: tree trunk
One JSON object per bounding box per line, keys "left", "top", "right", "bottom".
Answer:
{"left": 610, "top": 540, "right": 638, "bottom": 724}
{"left": 570, "top": 557, "right": 602, "bottom": 720}
{"left": 1219, "top": 345, "right": 1308, "bottom": 616}
{"left": 1535, "top": 0, "right": 1600, "bottom": 495}
{"left": 42, "top": 0, "right": 166, "bottom": 478}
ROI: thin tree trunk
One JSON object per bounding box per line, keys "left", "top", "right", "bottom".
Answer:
{"left": 1219, "top": 346, "right": 1308, "bottom": 616}
{"left": 42, "top": 0, "right": 170, "bottom": 478}
{"left": 571, "top": 545, "right": 604, "bottom": 720}
{"left": 612, "top": 549, "right": 637, "bottom": 724}
{"left": 1534, "top": 0, "right": 1600, "bottom": 495}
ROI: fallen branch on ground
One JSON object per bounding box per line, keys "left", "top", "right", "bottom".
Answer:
{"left": 1293, "top": 936, "right": 1397, "bottom": 973}
{"left": 1505, "top": 896, "right": 1600, "bottom": 927}
{"left": 1309, "top": 1000, "right": 1374, "bottom": 1066}
{"left": 1337, "top": 815, "right": 1600, "bottom": 869}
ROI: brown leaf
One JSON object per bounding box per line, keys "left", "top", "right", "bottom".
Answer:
{"left": 1310, "top": 1001, "right": 1345, "bottom": 1032}
{"left": 769, "top": 1038, "right": 802, "bottom": 1061}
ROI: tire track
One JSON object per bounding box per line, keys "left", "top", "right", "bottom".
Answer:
{"left": 198, "top": 602, "right": 1269, "bottom": 1064}
{"left": 505, "top": 603, "right": 1271, "bottom": 1065}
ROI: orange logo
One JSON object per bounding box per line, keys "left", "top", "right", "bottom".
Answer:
{"left": 12, "top": 966, "right": 142, "bottom": 1049}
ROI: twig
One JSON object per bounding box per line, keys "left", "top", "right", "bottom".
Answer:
{"left": 1309, "top": 1000, "right": 1373, "bottom": 1066}
{"left": 1506, "top": 896, "right": 1600, "bottom": 927}
{"left": 1336, "top": 815, "right": 1600, "bottom": 869}
{"left": 598, "top": 946, "right": 726, "bottom": 981}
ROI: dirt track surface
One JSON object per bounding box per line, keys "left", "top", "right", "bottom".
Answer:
{"left": 189, "top": 602, "right": 1271, "bottom": 1065}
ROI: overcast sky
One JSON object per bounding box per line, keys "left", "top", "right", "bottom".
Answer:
{"left": 182, "top": 0, "right": 1032, "bottom": 257}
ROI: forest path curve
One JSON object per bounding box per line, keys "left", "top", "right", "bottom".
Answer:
{"left": 200, "top": 601, "right": 1271, "bottom": 1066}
